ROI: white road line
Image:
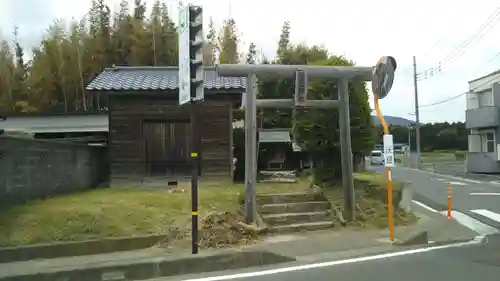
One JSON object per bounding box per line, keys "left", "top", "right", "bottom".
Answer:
{"left": 429, "top": 177, "right": 468, "bottom": 186}
{"left": 448, "top": 181, "right": 468, "bottom": 186}
{"left": 180, "top": 238, "right": 484, "bottom": 281}
{"left": 469, "top": 193, "right": 500, "bottom": 196}
{"left": 456, "top": 178, "right": 483, "bottom": 184}
{"left": 439, "top": 210, "right": 499, "bottom": 236}
{"left": 412, "top": 200, "right": 438, "bottom": 213}
{"left": 430, "top": 177, "right": 446, "bottom": 181}
{"left": 397, "top": 167, "right": 491, "bottom": 185}
{"left": 471, "top": 209, "right": 500, "bottom": 223}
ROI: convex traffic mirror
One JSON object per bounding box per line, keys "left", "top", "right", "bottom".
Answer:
{"left": 371, "top": 56, "right": 397, "bottom": 99}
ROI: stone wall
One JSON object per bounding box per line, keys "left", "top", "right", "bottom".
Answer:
{"left": 0, "top": 137, "right": 108, "bottom": 208}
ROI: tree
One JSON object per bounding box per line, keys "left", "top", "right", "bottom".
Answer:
{"left": 255, "top": 22, "right": 373, "bottom": 184}
{"left": 157, "top": 1, "right": 178, "bottom": 65}
{"left": 203, "top": 17, "right": 218, "bottom": 65}
{"left": 0, "top": 37, "right": 16, "bottom": 115}
{"left": 112, "top": 0, "right": 134, "bottom": 65}
{"left": 11, "top": 26, "right": 30, "bottom": 113}
{"left": 218, "top": 18, "right": 239, "bottom": 64}
{"left": 148, "top": 0, "right": 162, "bottom": 65}
{"left": 277, "top": 21, "right": 291, "bottom": 62}
{"left": 291, "top": 54, "right": 373, "bottom": 184}
{"left": 128, "top": 0, "right": 149, "bottom": 65}
{"left": 246, "top": 42, "right": 257, "bottom": 64}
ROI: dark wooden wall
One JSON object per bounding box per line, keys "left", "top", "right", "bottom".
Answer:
{"left": 108, "top": 94, "right": 234, "bottom": 180}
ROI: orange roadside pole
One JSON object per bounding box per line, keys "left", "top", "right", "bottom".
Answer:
{"left": 447, "top": 184, "right": 453, "bottom": 220}
{"left": 374, "top": 95, "right": 395, "bottom": 241}
{"left": 371, "top": 55, "right": 397, "bottom": 242}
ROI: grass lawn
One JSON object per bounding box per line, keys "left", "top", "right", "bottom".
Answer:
{"left": 0, "top": 174, "right": 418, "bottom": 248}
{"left": 420, "top": 152, "right": 457, "bottom": 162}
{"left": 0, "top": 181, "right": 309, "bottom": 247}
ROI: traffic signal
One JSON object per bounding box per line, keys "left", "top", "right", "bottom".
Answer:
{"left": 388, "top": 124, "right": 393, "bottom": 132}
{"left": 189, "top": 5, "right": 204, "bottom": 101}
{"left": 294, "top": 70, "right": 307, "bottom": 106}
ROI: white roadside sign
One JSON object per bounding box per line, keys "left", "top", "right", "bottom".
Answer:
{"left": 383, "top": 134, "right": 395, "bottom": 167}
{"left": 178, "top": 6, "right": 191, "bottom": 105}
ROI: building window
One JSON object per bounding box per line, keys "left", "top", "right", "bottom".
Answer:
{"left": 478, "top": 90, "right": 494, "bottom": 107}
{"left": 481, "top": 132, "right": 495, "bottom": 153}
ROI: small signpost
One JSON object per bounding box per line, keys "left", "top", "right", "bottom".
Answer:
{"left": 383, "top": 134, "right": 395, "bottom": 168}
{"left": 371, "top": 56, "right": 397, "bottom": 242}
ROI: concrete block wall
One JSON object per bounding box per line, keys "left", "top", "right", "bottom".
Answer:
{"left": 0, "top": 137, "right": 108, "bottom": 208}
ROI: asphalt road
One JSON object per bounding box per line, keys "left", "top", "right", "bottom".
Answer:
{"left": 159, "top": 235, "right": 500, "bottom": 281}
{"left": 372, "top": 165, "right": 500, "bottom": 233}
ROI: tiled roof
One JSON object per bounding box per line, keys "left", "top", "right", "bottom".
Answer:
{"left": 86, "top": 66, "right": 247, "bottom": 91}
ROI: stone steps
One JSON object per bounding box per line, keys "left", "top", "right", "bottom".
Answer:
{"left": 260, "top": 201, "right": 331, "bottom": 215}
{"left": 268, "top": 221, "right": 335, "bottom": 233}
{"left": 257, "top": 192, "right": 335, "bottom": 233}
{"left": 257, "top": 192, "right": 323, "bottom": 205}
{"left": 262, "top": 211, "right": 330, "bottom": 226}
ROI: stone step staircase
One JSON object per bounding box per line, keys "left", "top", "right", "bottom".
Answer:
{"left": 257, "top": 192, "right": 335, "bottom": 233}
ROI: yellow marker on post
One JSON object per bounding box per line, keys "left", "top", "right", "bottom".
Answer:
{"left": 371, "top": 56, "right": 397, "bottom": 242}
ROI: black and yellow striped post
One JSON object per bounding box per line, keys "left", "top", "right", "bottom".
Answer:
{"left": 190, "top": 101, "right": 200, "bottom": 255}
{"left": 191, "top": 152, "right": 199, "bottom": 254}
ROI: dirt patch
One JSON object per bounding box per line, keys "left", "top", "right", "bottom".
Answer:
{"left": 165, "top": 211, "right": 261, "bottom": 252}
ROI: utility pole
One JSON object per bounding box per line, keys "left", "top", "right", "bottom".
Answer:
{"left": 407, "top": 126, "right": 411, "bottom": 151}
{"left": 412, "top": 56, "right": 421, "bottom": 169}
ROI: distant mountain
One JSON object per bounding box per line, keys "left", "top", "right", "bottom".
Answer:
{"left": 371, "top": 115, "right": 414, "bottom": 127}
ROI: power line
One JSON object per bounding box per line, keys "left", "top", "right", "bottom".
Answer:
{"left": 417, "top": 6, "right": 500, "bottom": 81}
{"left": 440, "top": 7, "right": 500, "bottom": 67}
{"left": 419, "top": 92, "right": 466, "bottom": 108}
{"left": 407, "top": 72, "right": 500, "bottom": 114}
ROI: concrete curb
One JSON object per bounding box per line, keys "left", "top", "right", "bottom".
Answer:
{"left": 393, "top": 230, "right": 429, "bottom": 246}
{"left": 0, "top": 234, "right": 172, "bottom": 263}
{"left": 398, "top": 182, "right": 413, "bottom": 212}
{"left": 0, "top": 250, "right": 295, "bottom": 281}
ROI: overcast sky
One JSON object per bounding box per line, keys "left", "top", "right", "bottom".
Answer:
{"left": 1, "top": 0, "right": 500, "bottom": 123}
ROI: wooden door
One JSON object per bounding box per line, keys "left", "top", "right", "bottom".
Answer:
{"left": 143, "top": 121, "right": 191, "bottom": 177}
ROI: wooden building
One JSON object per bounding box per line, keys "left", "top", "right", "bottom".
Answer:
{"left": 258, "top": 128, "right": 311, "bottom": 172}
{"left": 86, "top": 66, "right": 246, "bottom": 186}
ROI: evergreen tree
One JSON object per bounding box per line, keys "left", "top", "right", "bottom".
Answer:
{"left": 218, "top": 18, "right": 239, "bottom": 64}
{"left": 245, "top": 42, "right": 257, "bottom": 64}
{"left": 203, "top": 17, "right": 218, "bottom": 65}
{"left": 277, "top": 21, "right": 291, "bottom": 62}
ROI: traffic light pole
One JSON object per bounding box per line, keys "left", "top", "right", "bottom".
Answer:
{"left": 178, "top": 4, "right": 203, "bottom": 254}
{"left": 190, "top": 101, "right": 200, "bottom": 254}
